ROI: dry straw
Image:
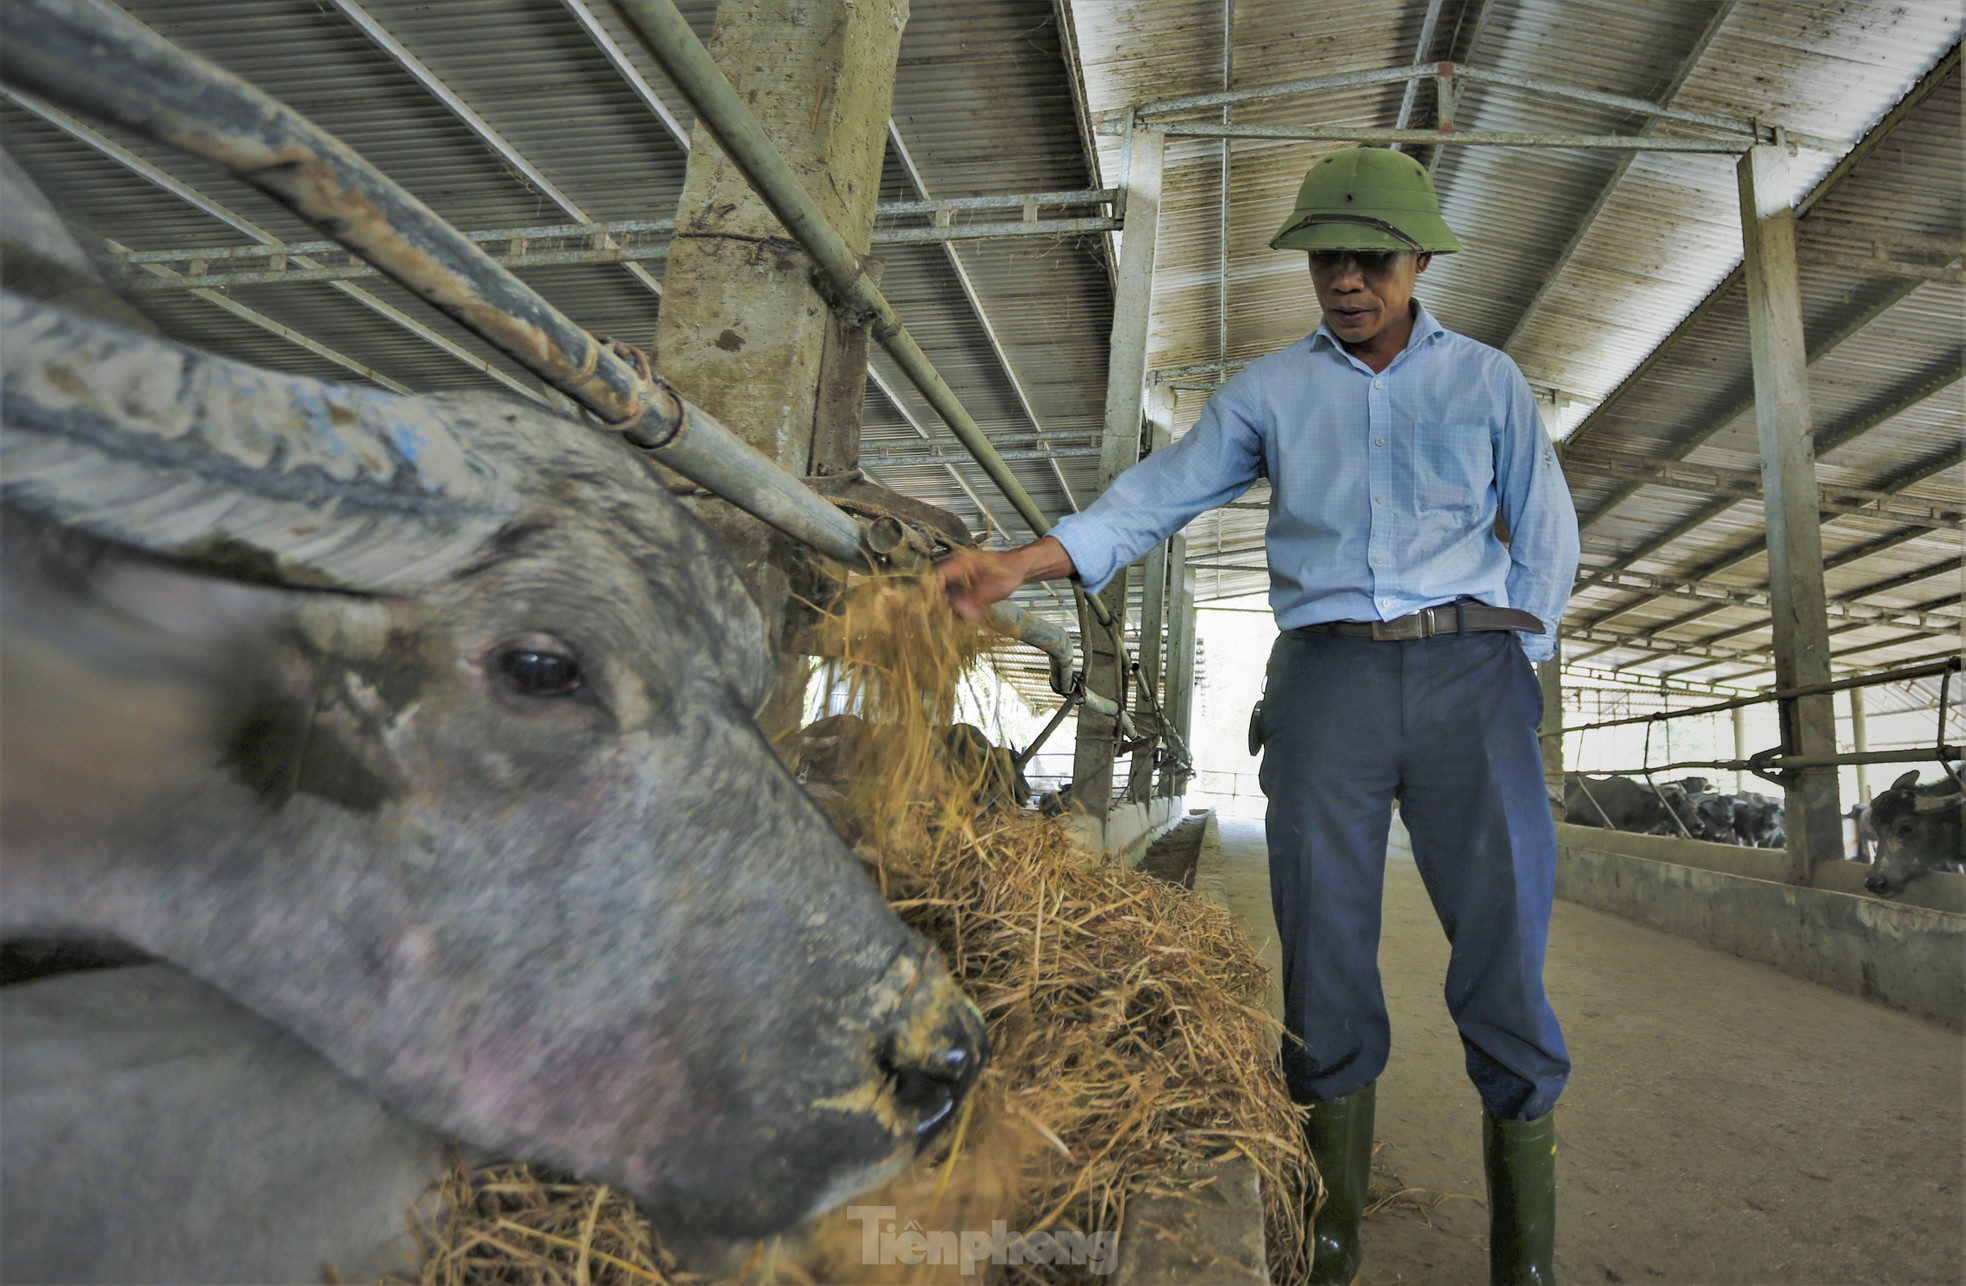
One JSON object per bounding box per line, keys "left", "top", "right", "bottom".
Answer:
{"left": 406, "top": 574, "right": 1310, "bottom": 1285}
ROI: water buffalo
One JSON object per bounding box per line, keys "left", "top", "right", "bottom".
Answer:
{"left": 1861, "top": 771, "right": 1966, "bottom": 898}
{"left": 1562, "top": 774, "right": 1703, "bottom": 837}
{"left": 0, "top": 186, "right": 983, "bottom": 1249}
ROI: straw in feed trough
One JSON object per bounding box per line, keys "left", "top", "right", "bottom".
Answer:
{"left": 402, "top": 574, "right": 1311, "bottom": 1285}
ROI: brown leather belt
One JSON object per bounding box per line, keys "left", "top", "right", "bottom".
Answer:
{"left": 1299, "top": 602, "right": 1544, "bottom": 641}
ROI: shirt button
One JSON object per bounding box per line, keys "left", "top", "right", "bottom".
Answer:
{"left": 1375, "top": 437, "right": 1386, "bottom": 446}
{"left": 1373, "top": 380, "right": 1383, "bottom": 389}
{"left": 1373, "top": 495, "right": 1385, "bottom": 505}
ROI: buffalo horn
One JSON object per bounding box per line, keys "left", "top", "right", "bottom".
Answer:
{"left": 1, "top": 291, "right": 518, "bottom": 592}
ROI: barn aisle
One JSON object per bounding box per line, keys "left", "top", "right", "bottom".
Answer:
{"left": 1205, "top": 816, "right": 1965, "bottom": 1285}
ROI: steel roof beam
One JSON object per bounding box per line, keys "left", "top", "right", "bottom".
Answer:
{"left": 1572, "top": 373, "right": 1964, "bottom": 640}
{"left": 1573, "top": 527, "right": 1948, "bottom": 664}
{"left": 327, "top": 0, "right": 666, "bottom": 311}
{"left": 1499, "top": 0, "right": 1740, "bottom": 356}
{"left": 105, "top": 236, "right": 411, "bottom": 393}
{"left": 1573, "top": 278, "right": 1927, "bottom": 529}
{"left": 4, "top": 90, "right": 545, "bottom": 401}
{"left": 1562, "top": 45, "right": 1961, "bottom": 457}
{"left": 116, "top": 198, "right": 1114, "bottom": 266}
{"left": 885, "top": 123, "right": 1083, "bottom": 512}
{"left": 112, "top": 215, "right": 1120, "bottom": 290}
{"left": 1559, "top": 448, "right": 1964, "bottom": 532}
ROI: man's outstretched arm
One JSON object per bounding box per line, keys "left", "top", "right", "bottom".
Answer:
{"left": 936, "top": 536, "right": 1078, "bottom": 622}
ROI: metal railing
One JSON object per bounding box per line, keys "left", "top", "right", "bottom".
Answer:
{"left": 1560, "top": 655, "right": 1963, "bottom": 793}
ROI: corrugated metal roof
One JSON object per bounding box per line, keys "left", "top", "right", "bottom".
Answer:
{"left": 1, "top": 0, "right": 1958, "bottom": 708}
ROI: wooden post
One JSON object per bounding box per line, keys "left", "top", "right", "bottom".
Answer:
{"left": 1738, "top": 139, "right": 1840, "bottom": 881}
{"left": 654, "top": 0, "right": 906, "bottom": 737}
{"left": 1073, "top": 127, "right": 1164, "bottom": 826}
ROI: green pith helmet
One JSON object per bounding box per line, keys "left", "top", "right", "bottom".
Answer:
{"left": 1270, "top": 147, "right": 1464, "bottom": 254}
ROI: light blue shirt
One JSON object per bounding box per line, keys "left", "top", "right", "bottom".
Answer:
{"left": 1051, "top": 302, "right": 1578, "bottom": 661}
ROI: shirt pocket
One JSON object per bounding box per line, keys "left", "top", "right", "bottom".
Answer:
{"left": 1410, "top": 421, "right": 1492, "bottom": 516}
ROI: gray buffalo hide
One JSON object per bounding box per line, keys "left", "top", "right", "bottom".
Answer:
{"left": 2, "top": 964, "right": 447, "bottom": 1284}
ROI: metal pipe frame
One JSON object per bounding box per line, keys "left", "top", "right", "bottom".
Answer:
{"left": 1560, "top": 45, "right": 1959, "bottom": 462}
{"left": 1577, "top": 747, "right": 1958, "bottom": 780}
{"left": 1563, "top": 657, "right": 1962, "bottom": 735}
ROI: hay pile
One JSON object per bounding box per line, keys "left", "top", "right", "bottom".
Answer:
{"left": 406, "top": 575, "right": 1310, "bottom": 1285}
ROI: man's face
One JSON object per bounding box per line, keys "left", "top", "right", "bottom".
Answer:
{"left": 1310, "top": 249, "right": 1433, "bottom": 352}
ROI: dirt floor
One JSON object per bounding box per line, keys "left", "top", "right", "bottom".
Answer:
{"left": 1207, "top": 815, "right": 1966, "bottom": 1286}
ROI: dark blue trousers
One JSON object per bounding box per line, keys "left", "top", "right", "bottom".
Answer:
{"left": 1258, "top": 628, "right": 1569, "bottom": 1120}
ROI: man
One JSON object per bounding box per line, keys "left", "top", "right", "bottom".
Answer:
{"left": 939, "top": 146, "right": 1577, "bottom": 1285}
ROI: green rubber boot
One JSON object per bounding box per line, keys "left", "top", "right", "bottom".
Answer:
{"left": 1303, "top": 1083, "right": 1375, "bottom": 1286}
{"left": 1483, "top": 1108, "right": 1557, "bottom": 1286}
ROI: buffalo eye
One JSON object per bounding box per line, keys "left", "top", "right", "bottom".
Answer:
{"left": 496, "top": 642, "right": 583, "bottom": 697}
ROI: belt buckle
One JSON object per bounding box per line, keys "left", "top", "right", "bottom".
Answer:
{"left": 1370, "top": 615, "right": 1420, "bottom": 641}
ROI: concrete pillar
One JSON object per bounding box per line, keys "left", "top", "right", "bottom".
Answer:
{"left": 654, "top": 0, "right": 908, "bottom": 735}
{"left": 1738, "top": 141, "right": 1840, "bottom": 881}
{"left": 1537, "top": 650, "right": 1564, "bottom": 794}
{"left": 1159, "top": 538, "right": 1196, "bottom": 798}
{"left": 1533, "top": 393, "right": 1566, "bottom": 795}
{"left": 1074, "top": 128, "right": 1164, "bottom": 823}
{"left": 1126, "top": 408, "right": 1175, "bottom": 801}
{"left": 1849, "top": 684, "right": 1871, "bottom": 803}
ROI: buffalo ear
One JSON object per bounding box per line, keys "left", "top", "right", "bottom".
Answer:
{"left": 1891, "top": 769, "right": 1921, "bottom": 792}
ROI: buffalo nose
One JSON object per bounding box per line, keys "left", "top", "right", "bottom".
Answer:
{"left": 879, "top": 993, "right": 986, "bottom": 1146}
{"left": 1864, "top": 874, "right": 1888, "bottom": 893}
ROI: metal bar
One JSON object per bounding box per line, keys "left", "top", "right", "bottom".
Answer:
{"left": 607, "top": 0, "right": 1065, "bottom": 552}
{"left": 1578, "top": 747, "right": 1958, "bottom": 778}
{"left": 1812, "top": 249, "right": 1966, "bottom": 285}
{"left": 560, "top": 0, "right": 691, "bottom": 142}
{"left": 1391, "top": 0, "right": 1450, "bottom": 142}
{"left": 877, "top": 188, "right": 1114, "bottom": 215}
{"left": 1104, "top": 122, "right": 1755, "bottom": 152}
{"left": 1451, "top": 64, "right": 1769, "bottom": 140}
{"left": 104, "top": 236, "right": 411, "bottom": 393}
{"left": 1565, "top": 657, "right": 1962, "bottom": 734}
{"left": 863, "top": 445, "right": 1099, "bottom": 465}
{"left": 1130, "top": 63, "right": 1431, "bottom": 119}
{"left": 1559, "top": 449, "right": 1963, "bottom": 531}
{"left": 115, "top": 217, "right": 1122, "bottom": 289}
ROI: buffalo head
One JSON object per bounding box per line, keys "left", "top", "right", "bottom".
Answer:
{"left": 0, "top": 288, "right": 983, "bottom": 1240}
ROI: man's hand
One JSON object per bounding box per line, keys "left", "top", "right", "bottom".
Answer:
{"left": 936, "top": 536, "right": 1077, "bottom": 622}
